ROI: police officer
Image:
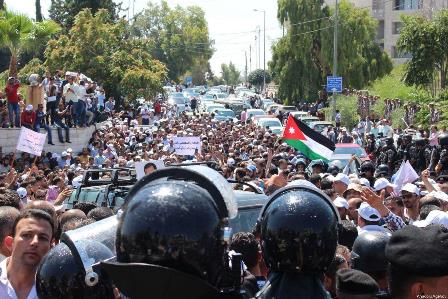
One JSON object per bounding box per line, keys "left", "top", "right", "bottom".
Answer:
{"left": 411, "top": 138, "right": 427, "bottom": 173}
{"left": 100, "top": 166, "right": 244, "bottom": 299}
{"left": 375, "top": 164, "right": 390, "bottom": 180}
{"left": 256, "top": 183, "right": 340, "bottom": 298}
{"left": 359, "top": 161, "right": 375, "bottom": 188}
{"left": 350, "top": 231, "right": 391, "bottom": 298}
{"left": 430, "top": 134, "right": 448, "bottom": 176}
{"left": 36, "top": 216, "right": 119, "bottom": 298}
{"left": 397, "top": 134, "right": 412, "bottom": 162}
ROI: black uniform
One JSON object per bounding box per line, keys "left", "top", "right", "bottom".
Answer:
{"left": 255, "top": 183, "right": 339, "bottom": 299}
{"left": 430, "top": 135, "right": 448, "bottom": 175}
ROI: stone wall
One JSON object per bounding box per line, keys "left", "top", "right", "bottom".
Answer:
{"left": 0, "top": 124, "right": 98, "bottom": 156}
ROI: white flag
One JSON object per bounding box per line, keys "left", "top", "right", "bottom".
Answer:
{"left": 393, "top": 160, "right": 419, "bottom": 193}
{"left": 16, "top": 127, "right": 47, "bottom": 156}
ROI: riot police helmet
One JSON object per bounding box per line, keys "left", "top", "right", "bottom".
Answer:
{"left": 385, "top": 137, "right": 394, "bottom": 146}
{"left": 36, "top": 240, "right": 115, "bottom": 299}
{"left": 350, "top": 231, "right": 391, "bottom": 273}
{"left": 101, "top": 166, "right": 238, "bottom": 298}
{"left": 375, "top": 164, "right": 389, "bottom": 177}
{"left": 402, "top": 134, "right": 412, "bottom": 144}
{"left": 259, "top": 183, "right": 340, "bottom": 274}
{"left": 439, "top": 134, "right": 448, "bottom": 147}
{"left": 415, "top": 138, "right": 425, "bottom": 147}
{"left": 360, "top": 161, "right": 375, "bottom": 174}
{"left": 327, "top": 164, "right": 340, "bottom": 176}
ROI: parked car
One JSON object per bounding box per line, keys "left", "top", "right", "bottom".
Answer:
{"left": 298, "top": 116, "right": 320, "bottom": 126}
{"left": 256, "top": 117, "right": 284, "bottom": 135}
{"left": 229, "top": 191, "right": 268, "bottom": 233}
{"left": 309, "top": 121, "right": 334, "bottom": 133}
{"left": 334, "top": 143, "right": 370, "bottom": 161}
{"left": 247, "top": 108, "right": 266, "bottom": 120}
{"left": 214, "top": 108, "right": 236, "bottom": 122}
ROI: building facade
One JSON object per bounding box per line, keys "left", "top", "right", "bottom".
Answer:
{"left": 325, "top": 0, "right": 448, "bottom": 63}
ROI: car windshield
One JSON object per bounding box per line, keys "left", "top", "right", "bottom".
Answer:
{"left": 260, "top": 120, "right": 281, "bottom": 127}
{"left": 207, "top": 106, "right": 223, "bottom": 112}
{"left": 229, "top": 207, "right": 262, "bottom": 233}
{"left": 216, "top": 110, "right": 234, "bottom": 117}
{"left": 216, "top": 93, "right": 227, "bottom": 99}
{"left": 302, "top": 118, "right": 319, "bottom": 125}
{"left": 314, "top": 124, "right": 331, "bottom": 132}
{"left": 334, "top": 146, "right": 367, "bottom": 157}
{"left": 249, "top": 110, "right": 265, "bottom": 116}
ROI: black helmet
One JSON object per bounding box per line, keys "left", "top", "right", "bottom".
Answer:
{"left": 402, "top": 134, "right": 412, "bottom": 143}
{"left": 360, "top": 161, "right": 375, "bottom": 173}
{"left": 36, "top": 240, "right": 115, "bottom": 299}
{"left": 439, "top": 134, "right": 448, "bottom": 147}
{"left": 102, "top": 166, "right": 238, "bottom": 298}
{"left": 259, "top": 183, "right": 339, "bottom": 274}
{"left": 376, "top": 164, "right": 389, "bottom": 177}
{"left": 385, "top": 137, "right": 394, "bottom": 146}
{"left": 350, "top": 231, "right": 391, "bottom": 273}
{"left": 415, "top": 138, "right": 425, "bottom": 147}
{"left": 327, "top": 165, "right": 340, "bottom": 176}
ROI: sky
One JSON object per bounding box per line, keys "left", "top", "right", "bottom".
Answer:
{"left": 7, "top": 0, "right": 284, "bottom": 76}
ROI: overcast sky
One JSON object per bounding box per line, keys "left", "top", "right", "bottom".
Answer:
{"left": 7, "top": 0, "right": 284, "bottom": 75}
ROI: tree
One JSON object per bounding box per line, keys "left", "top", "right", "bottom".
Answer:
{"left": 397, "top": 10, "right": 448, "bottom": 94}
{"left": 131, "top": 1, "right": 213, "bottom": 81}
{"left": 248, "top": 69, "right": 272, "bottom": 89}
{"left": 36, "top": 0, "right": 43, "bottom": 21}
{"left": 221, "top": 62, "right": 240, "bottom": 85}
{"left": 271, "top": 0, "right": 392, "bottom": 103}
{"left": 49, "top": 0, "right": 119, "bottom": 31}
{"left": 0, "top": 10, "right": 60, "bottom": 77}
{"left": 45, "top": 9, "right": 167, "bottom": 102}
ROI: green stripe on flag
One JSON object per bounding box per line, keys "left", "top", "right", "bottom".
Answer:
{"left": 284, "top": 139, "right": 330, "bottom": 162}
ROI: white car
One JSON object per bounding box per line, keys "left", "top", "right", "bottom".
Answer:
{"left": 205, "top": 104, "right": 225, "bottom": 114}
{"left": 247, "top": 109, "right": 266, "bottom": 120}
{"left": 256, "top": 117, "right": 284, "bottom": 135}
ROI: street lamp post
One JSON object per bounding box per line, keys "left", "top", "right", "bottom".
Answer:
{"left": 254, "top": 9, "right": 266, "bottom": 95}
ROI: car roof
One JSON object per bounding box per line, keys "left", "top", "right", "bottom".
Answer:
{"left": 335, "top": 143, "right": 361, "bottom": 148}
{"left": 234, "top": 190, "right": 268, "bottom": 208}
{"left": 215, "top": 108, "right": 233, "bottom": 112}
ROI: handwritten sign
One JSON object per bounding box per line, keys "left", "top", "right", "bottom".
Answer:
{"left": 16, "top": 127, "right": 47, "bottom": 156}
{"left": 173, "top": 136, "right": 201, "bottom": 156}
{"left": 135, "top": 160, "right": 165, "bottom": 180}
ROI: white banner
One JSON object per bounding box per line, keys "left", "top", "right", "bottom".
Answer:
{"left": 16, "top": 127, "right": 47, "bottom": 156}
{"left": 135, "top": 160, "right": 165, "bottom": 180}
{"left": 173, "top": 136, "right": 201, "bottom": 156}
{"left": 392, "top": 160, "right": 419, "bottom": 193}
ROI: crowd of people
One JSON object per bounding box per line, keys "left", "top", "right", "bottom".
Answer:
{"left": 1, "top": 72, "right": 110, "bottom": 145}
{"left": 1, "top": 83, "right": 448, "bottom": 298}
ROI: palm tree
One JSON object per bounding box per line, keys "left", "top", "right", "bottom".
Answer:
{"left": 0, "top": 10, "right": 60, "bottom": 77}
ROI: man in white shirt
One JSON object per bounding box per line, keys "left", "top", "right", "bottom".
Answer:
{"left": 76, "top": 81, "right": 88, "bottom": 127}
{"left": 63, "top": 76, "right": 80, "bottom": 126}
{"left": 0, "top": 207, "right": 19, "bottom": 262}
{"left": 357, "top": 202, "right": 389, "bottom": 235}
{"left": 0, "top": 209, "right": 53, "bottom": 299}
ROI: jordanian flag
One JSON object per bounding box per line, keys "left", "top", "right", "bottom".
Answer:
{"left": 282, "top": 115, "right": 335, "bottom": 161}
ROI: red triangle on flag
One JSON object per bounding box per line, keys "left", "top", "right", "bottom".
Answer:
{"left": 282, "top": 115, "right": 306, "bottom": 141}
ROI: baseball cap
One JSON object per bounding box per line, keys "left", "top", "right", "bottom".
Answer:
{"left": 373, "top": 178, "right": 396, "bottom": 192}
{"left": 61, "top": 151, "right": 67, "bottom": 156}
{"left": 334, "top": 196, "right": 349, "bottom": 209}
{"left": 343, "top": 183, "right": 363, "bottom": 197}
{"left": 227, "top": 158, "right": 235, "bottom": 166}
{"left": 357, "top": 202, "right": 381, "bottom": 222}
{"left": 401, "top": 183, "right": 419, "bottom": 195}
{"left": 247, "top": 164, "right": 257, "bottom": 172}
{"left": 359, "top": 178, "right": 371, "bottom": 187}
{"left": 333, "top": 173, "right": 350, "bottom": 186}
{"left": 16, "top": 187, "right": 27, "bottom": 199}
{"left": 413, "top": 210, "right": 448, "bottom": 228}
{"left": 25, "top": 104, "right": 33, "bottom": 111}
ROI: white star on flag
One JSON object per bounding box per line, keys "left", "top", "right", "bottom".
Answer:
{"left": 289, "top": 127, "right": 295, "bottom": 134}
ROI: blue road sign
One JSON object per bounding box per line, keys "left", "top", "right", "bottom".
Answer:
{"left": 185, "top": 76, "right": 193, "bottom": 85}
{"left": 326, "top": 76, "right": 343, "bottom": 93}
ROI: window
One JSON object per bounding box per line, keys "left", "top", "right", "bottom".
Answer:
{"left": 377, "top": 20, "right": 385, "bottom": 39}
{"left": 394, "top": 0, "right": 422, "bottom": 10}
{"left": 391, "top": 46, "right": 412, "bottom": 59}
{"left": 392, "top": 22, "right": 403, "bottom": 34}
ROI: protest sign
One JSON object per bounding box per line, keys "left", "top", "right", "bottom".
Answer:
{"left": 173, "top": 136, "right": 201, "bottom": 156}
{"left": 135, "top": 160, "right": 165, "bottom": 180}
{"left": 16, "top": 127, "right": 47, "bottom": 156}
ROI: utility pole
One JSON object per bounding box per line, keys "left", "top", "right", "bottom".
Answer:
{"left": 263, "top": 10, "right": 266, "bottom": 94}
{"left": 332, "top": 0, "right": 339, "bottom": 121}
{"left": 258, "top": 26, "right": 261, "bottom": 70}
{"left": 245, "top": 51, "right": 248, "bottom": 83}
{"left": 249, "top": 45, "right": 252, "bottom": 73}
{"left": 254, "top": 34, "right": 258, "bottom": 69}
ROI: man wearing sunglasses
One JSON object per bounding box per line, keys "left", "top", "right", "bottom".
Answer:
{"left": 401, "top": 183, "right": 421, "bottom": 224}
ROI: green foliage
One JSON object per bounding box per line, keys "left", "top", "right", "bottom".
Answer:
{"left": 16, "top": 58, "right": 46, "bottom": 83}
{"left": 220, "top": 62, "right": 240, "bottom": 85}
{"left": 45, "top": 9, "right": 167, "bottom": 102}
{"left": 335, "top": 95, "right": 358, "bottom": 130}
{"left": 131, "top": 1, "right": 213, "bottom": 81}
{"left": 397, "top": 10, "right": 448, "bottom": 92}
{"left": 0, "top": 9, "right": 60, "bottom": 77}
{"left": 390, "top": 107, "right": 406, "bottom": 129}
{"left": 368, "top": 65, "right": 419, "bottom": 99}
{"left": 271, "top": 0, "right": 392, "bottom": 103}
{"left": 248, "top": 69, "right": 271, "bottom": 88}
{"left": 49, "top": 0, "right": 119, "bottom": 32}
